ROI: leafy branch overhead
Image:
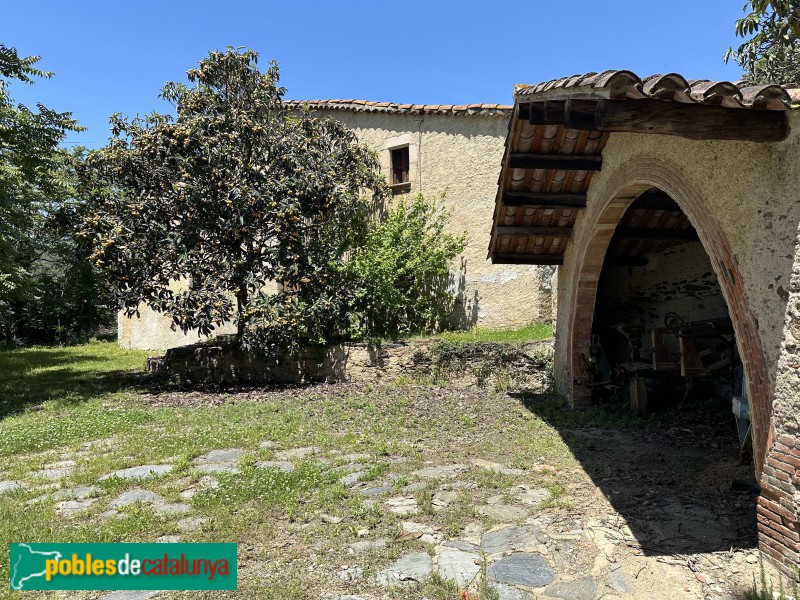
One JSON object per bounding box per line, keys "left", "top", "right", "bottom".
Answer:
{"left": 727, "top": 1, "right": 800, "bottom": 83}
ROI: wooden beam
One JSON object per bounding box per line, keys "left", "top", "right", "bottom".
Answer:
{"left": 502, "top": 191, "right": 587, "bottom": 208}
{"left": 495, "top": 226, "right": 572, "bottom": 239}
{"left": 518, "top": 98, "right": 790, "bottom": 142}
{"left": 614, "top": 227, "right": 699, "bottom": 241}
{"left": 491, "top": 253, "right": 564, "bottom": 265}
{"left": 522, "top": 100, "right": 598, "bottom": 130}
{"left": 508, "top": 153, "right": 602, "bottom": 171}
{"left": 596, "top": 99, "right": 789, "bottom": 142}
{"left": 564, "top": 99, "right": 600, "bottom": 130}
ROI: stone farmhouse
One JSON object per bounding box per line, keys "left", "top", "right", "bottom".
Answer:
{"left": 121, "top": 69, "right": 800, "bottom": 574}
{"left": 487, "top": 70, "right": 800, "bottom": 574}
{"left": 119, "top": 101, "right": 554, "bottom": 350}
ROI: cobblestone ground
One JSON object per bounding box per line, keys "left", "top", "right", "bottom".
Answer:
{"left": 1, "top": 381, "right": 784, "bottom": 600}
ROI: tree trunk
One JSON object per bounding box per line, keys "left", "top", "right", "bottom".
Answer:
{"left": 236, "top": 286, "right": 248, "bottom": 343}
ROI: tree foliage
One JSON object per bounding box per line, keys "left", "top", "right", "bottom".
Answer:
{"left": 727, "top": 1, "right": 800, "bottom": 83}
{"left": 76, "top": 49, "right": 388, "bottom": 354}
{"left": 0, "top": 44, "right": 85, "bottom": 339}
{"left": 345, "top": 194, "right": 466, "bottom": 340}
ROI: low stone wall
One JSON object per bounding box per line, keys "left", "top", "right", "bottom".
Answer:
{"left": 146, "top": 337, "right": 554, "bottom": 388}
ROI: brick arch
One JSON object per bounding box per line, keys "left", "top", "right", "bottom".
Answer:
{"left": 565, "top": 157, "right": 772, "bottom": 473}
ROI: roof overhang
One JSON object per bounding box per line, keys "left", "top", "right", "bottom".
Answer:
{"left": 489, "top": 70, "right": 798, "bottom": 265}
{"left": 285, "top": 99, "right": 512, "bottom": 117}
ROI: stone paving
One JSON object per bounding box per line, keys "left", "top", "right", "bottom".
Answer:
{"left": 10, "top": 436, "right": 771, "bottom": 600}
{"left": 194, "top": 448, "right": 244, "bottom": 474}
{"left": 0, "top": 480, "right": 21, "bottom": 494}
{"left": 98, "top": 464, "right": 173, "bottom": 481}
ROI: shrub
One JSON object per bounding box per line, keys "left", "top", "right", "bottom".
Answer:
{"left": 345, "top": 194, "right": 466, "bottom": 340}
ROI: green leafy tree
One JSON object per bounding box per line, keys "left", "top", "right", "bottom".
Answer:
{"left": 0, "top": 45, "right": 82, "bottom": 332}
{"left": 9, "top": 148, "right": 116, "bottom": 344}
{"left": 727, "top": 1, "right": 800, "bottom": 83}
{"left": 76, "top": 49, "right": 387, "bottom": 354}
{"left": 345, "top": 194, "right": 466, "bottom": 340}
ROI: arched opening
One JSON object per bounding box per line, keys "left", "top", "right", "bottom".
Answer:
{"left": 590, "top": 188, "right": 744, "bottom": 428}
{"left": 565, "top": 160, "right": 772, "bottom": 475}
{"left": 560, "top": 159, "right": 778, "bottom": 561}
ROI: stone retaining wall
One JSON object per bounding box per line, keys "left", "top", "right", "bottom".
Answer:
{"left": 146, "top": 338, "right": 554, "bottom": 388}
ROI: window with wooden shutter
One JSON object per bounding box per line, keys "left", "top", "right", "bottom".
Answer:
{"left": 391, "top": 146, "right": 409, "bottom": 185}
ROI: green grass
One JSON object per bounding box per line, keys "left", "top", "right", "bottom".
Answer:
{"left": 0, "top": 341, "right": 574, "bottom": 598}
{"left": 743, "top": 558, "right": 799, "bottom": 600}
{"left": 0, "top": 341, "right": 783, "bottom": 598}
{"left": 433, "top": 322, "right": 552, "bottom": 343}
{"left": 0, "top": 340, "right": 150, "bottom": 418}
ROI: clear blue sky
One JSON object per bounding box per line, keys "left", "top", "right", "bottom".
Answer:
{"left": 5, "top": 1, "right": 747, "bottom": 148}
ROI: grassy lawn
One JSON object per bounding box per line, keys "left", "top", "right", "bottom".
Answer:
{"left": 0, "top": 342, "right": 570, "bottom": 599}
{"left": 428, "top": 322, "right": 553, "bottom": 344}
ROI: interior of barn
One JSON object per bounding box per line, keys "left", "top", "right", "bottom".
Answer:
{"left": 587, "top": 187, "right": 750, "bottom": 456}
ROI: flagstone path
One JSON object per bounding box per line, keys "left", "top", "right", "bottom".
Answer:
{"left": 12, "top": 440, "right": 768, "bottom": 600}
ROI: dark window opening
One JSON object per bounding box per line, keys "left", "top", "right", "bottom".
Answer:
{"left": 391, "top": 146, "right": 410, "bottom": 185}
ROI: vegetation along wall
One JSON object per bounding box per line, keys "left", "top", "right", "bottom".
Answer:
{"left": 119, "top": 103, "right": 555, "bottom": 350}
{"left": 309, "top": 104, "right": 554, "bottom": 330}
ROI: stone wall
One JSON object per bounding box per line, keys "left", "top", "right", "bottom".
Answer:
{"left": 594, "top": 241, "right": 727, "bottom": 363}
{"left": 147, "top": 337, "right": 553, "bottom": 389}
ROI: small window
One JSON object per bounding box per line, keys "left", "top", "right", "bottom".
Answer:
{"left": 391, "top": 146, "right": 409, "bottom": 185}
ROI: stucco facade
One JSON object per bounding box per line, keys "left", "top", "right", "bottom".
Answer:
{"left": 119, "top": 103, "right": 553, "bottom": 350}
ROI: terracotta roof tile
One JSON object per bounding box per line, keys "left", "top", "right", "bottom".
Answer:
{"left": 514, "top": 69, "right": 796, "bottom": 109}
{"left": 285, "top": 99, "right": 512, "bottom": 116}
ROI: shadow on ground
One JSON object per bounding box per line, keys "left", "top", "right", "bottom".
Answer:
{"left": 515, "top": 390, "right": 758, "bottom": 557}
{"left": 0, "top": 347, "right": 144, "bottom": 419}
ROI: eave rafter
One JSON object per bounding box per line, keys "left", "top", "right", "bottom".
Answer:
{"left": 489, "top": 70, "right": 796, "bottom": 266}
{"left": 519, "top": 98, "right": 789, "bottom": 142}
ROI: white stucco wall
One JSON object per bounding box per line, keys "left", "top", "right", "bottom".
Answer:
{"left": 118, "top": 305, "right": 238, "bottom": 350}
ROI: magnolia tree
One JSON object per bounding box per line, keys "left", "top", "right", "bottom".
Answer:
{"left": 76, "top": 49, "right": 388, "bottom": 354}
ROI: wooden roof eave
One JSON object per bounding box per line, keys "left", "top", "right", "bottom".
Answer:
{"left": 487, "top": 107, "right": 520, "bottom": 260}
{"left": 490, "top": 74, "right": 795, "bottom": 266}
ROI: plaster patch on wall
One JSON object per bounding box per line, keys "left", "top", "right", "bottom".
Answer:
{"left": 499, "top": 270, "right": 518, "bottom": 285}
